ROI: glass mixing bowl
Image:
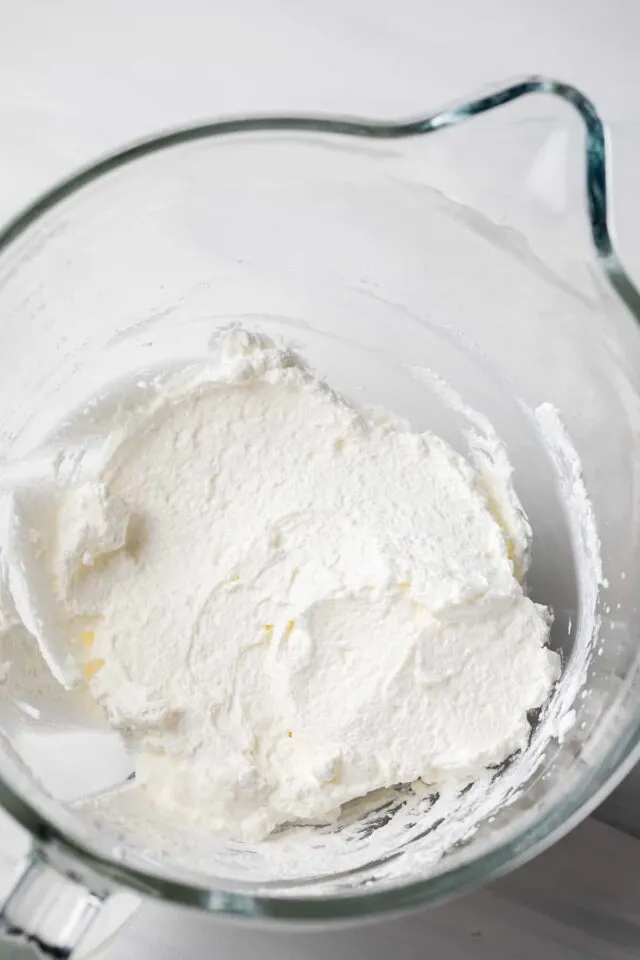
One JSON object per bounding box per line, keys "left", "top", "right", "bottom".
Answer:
{"left": 1, "top": 76, "right": 640, "bottom": 956}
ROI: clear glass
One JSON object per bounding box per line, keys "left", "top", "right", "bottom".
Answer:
{"left": 0, "top": 77, "right": 639, "bottom": 931}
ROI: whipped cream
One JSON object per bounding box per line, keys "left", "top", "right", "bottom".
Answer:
{"left": 0, "top": 329, "right": 559, "bottom": 841}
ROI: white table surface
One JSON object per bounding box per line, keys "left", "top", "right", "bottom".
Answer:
{"left": 1, "top": 1, "right": 640, "bottom": 956}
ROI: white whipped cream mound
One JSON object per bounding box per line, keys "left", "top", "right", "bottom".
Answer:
{"left": 2, "top": 329, "right": 559, "bottom": 841}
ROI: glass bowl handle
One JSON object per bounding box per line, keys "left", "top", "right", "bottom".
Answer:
{"left": 1, "top": 851, "right": 101, "bottom": 957}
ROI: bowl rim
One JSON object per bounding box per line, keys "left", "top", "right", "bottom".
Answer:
{"left": 0, "top": 74, "right": 639, "bottom": 921}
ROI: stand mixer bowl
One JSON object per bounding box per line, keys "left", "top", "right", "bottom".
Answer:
{"left": 0, "top": 77, "right": 640, "bottom": 955}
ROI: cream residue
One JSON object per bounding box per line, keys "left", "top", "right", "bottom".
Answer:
{"left": 0, "top": 329, "right": 559, "bottom": 841}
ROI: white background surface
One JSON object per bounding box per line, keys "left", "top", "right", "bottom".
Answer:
{"left": 1, "top": 0, "right": 640, "bottom": 223}
{"left": 1, "top": 0, "right": 640, "bottom": 956}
